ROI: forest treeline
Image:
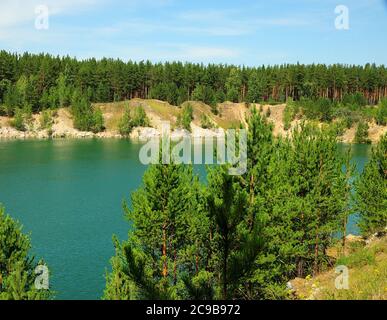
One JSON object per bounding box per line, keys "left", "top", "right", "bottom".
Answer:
{"left": 1, "top": 50, "right": 387, "bottom": 115}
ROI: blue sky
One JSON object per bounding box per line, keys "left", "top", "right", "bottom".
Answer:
{"left": 1, "top": 0, "right": 387, "bottom": 66}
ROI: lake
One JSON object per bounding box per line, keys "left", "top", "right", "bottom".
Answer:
{"left": 0, "top": 139, "right": 372, "bottom": 300}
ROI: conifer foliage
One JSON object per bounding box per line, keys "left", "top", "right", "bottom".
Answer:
{"left": 0, "top": 206, "right": 52, "bottom": 300}
{"left": 355, "top": 134, "right": 387, "bottom": 236}
{"left": 103, "top": 107, "right": 376, "bottom": 300}
{"left": 1, "top": 51, "right": 387, "bottom": 116}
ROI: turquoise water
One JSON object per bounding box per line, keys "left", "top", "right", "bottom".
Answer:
{"left": 338, "top": 143, "right": 373, "bottom": 233}
{"left": 0, "top": 140, "right": 372, "bottom": 300}
{"left": 0, "top": 139, "right": 147, "bottom": 300}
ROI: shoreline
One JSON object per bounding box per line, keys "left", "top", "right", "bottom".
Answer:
{"left": 0, "top": 127, "right": 382, "bottom": 145}
{"left": 0, "top": 126, "right": 226, "bottom": 142}
{"left": 1, "top": 100, "right": 386, "bottom": 143}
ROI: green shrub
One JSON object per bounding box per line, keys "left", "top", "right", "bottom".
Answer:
{"left": 210, "top": 103, "right": 219, "bottom": 115}
{"left": 11, "top": 108, "right": 25, "bottom": 131}
{"left": 177, "top": 103, "right": 193, "bottom": 131}
{"left": 343, "top": 114, "right": 356, "bottom": 129}
{"left": 283, "top": 101, "right": 297, "bottom": 131}
{"left": 0, "top": 206, "right": 52, "bottom": 300}
{"left": 342, "top": 92, "right": 367, "bottom": 109}
{"left": 10, "top": 108, "right": 26, "bottom": 131}
{"left": 0, "top": 105, "right": 6, "bottom": 116}
{"left": 91, "top": 108, "right": 105, "bottom": 133}
{"left": 328, "top": 120, "right": 346, "bottom": 137}
{"left": 192, "top": 85, "right": 216, "bottom": 107}
{"left": 118, "top": 107, "right": 134, "bottom": 136}
{"left": 336, "top": 246, "right": 377, "bottom": 268}
{"left": 355, "top": 121, "right": 371, "bottom": 144}
{"left": 375, "top": 99, "right": 387, "bottom": 125}
{"left": 23, "top": 105, "right": 33, "bottom": 128}
{"left": 214, "top": 90, "right": 226, "bottom": 105}
{"left": 40, "top": 109, "right": 55, "bottom": 130}
{"left": 355, "top": 134, "right": 387, "bottom": 236}
{"left": 71, "top": 91, "right": 104, "bottom": 133}
{"left": 302, "top": 98, "right": 334, "bottom": 122}
{"left": 118, "top": 106, "right": 150, "bottom": 136}
{"left": 332, "top": 106, "right": 361, "bottom": 128}
{"left": 360, "top": 106, "right": 377, "bottom": 122}
{"left": 132, "top": 106, "right": 150, "bottom": 127}
{"left": 200, "top": 114, "right": 213, "bottom": 129}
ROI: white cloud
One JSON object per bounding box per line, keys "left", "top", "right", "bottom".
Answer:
{"left": 253, "top": 18, "right": 310, "bottom": 27}
{"left": 0, "top": 0, "right": 100, "bottom": 29}
{"left": 74, "top": 42, "right": 240, "bottom": 63}
{"left": 177, "top": 8, "right": 312, "bottom": 29}
{"left": 178, "top": 10, "right": 232, "bottom": 22}
{"left": 95, "top": 20, "right": 249, "bottom": 37}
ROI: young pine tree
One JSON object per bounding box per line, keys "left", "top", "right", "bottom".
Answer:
{"left": 132, "top": 106, "right": 150, "bottom": 127}
{"left": 206, "top": 166, "right": 263, "bottom": 300}
{"left": 289, "top": 124, "right": 348, "bottom": 276}
{"left": 253, "top": 123, "right": 348, "bottom": 290}
{"left": 0, "top": 206, "right": 52, "bottom": 300}
{"left": 71, "top": 90, "right": 104, "bottom": 133}
{"left": 177, "top": 103, "right": 193, "bottom": 132}
{"left": 104, "top": 163, "right": 210, "bottom": 300}
{"left": 354, "top": 134, "right": 387, "bottom": 236}
{"left": 340, "top": 148, "right": 356, "bottom": 253}
{"left": 118, "top": 106, "right": 134, "bottom": 136}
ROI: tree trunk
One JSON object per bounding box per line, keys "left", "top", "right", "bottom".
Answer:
{"left": 162, "top": 223, "right": 168, "bottom": 277}
{"left": 173, "top": 248, "right": 177, "bottom": 284}
{"left": 298, "top": 211, "right": 305, "bottom": 278}
{"left": 342, "top": 216, "right": 347, "bottom": 254}
{"left": 314, "top": 226, "right": 319, "bottom": 276}
{"left": 249, "top": 174, "right": 255, "bottom": 230}
{"left": 222, "top": 234, "right": 229, "bottom": 300}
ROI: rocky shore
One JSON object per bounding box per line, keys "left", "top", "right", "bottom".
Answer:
{"left": 0, "top": 107, "right": 224, "bottom": 141}
{"left": 1, "top": 101, "right": 386, "bottom": 143}
{"left": 0, "top": 124, "right": 225, "bottom": 141}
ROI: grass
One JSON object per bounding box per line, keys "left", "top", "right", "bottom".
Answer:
{"left": 144, "top": 99, "right": 180, "bottom": 120}
{"left": 95, "top": 99, "right": 180, "bottom": 131}
{"left": 336, "top": 246, "right": 378, "bottom": 268}
{"left": 95, "top": 101, "right": 126, "bottom": 132}
{"left": 215, "top": 117, "right": 241, "bottom": 130}
{"left": 319, "top": 237, "right": 386, "bottom": 300}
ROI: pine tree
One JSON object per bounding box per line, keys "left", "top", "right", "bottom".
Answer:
{"left": 225, "top": 68, "right": 242, "bottom": 103}
{"left": 3, "top": 83, "right": 18, "bottom": 116}
{"left": 132, "top": 106, "right": 150, "bottom": 127}
{"left": 354, "top": 134, "right": 387, "bottom": 236}
{"left": 376, "top": 98, "right": 387, "bottom": 125}
{"left": 247, "top": 123, "right": 348, "bottom": 295}
{"left": 0, "top": 50, "right": 387, "bottom": 108}
{"left": 177, "top": 103, "right": 193, "bottom": 132}
{"left": 10, "top": 108, "right": 26, "bottom": 131}
{"left": 118, "top": 105, "right": 134, "bottom": 136}
{"left": 104, "top": 164, "right": 210, "bottom": 300}
{"left": 71, "top": 90, "right": 104, "bottom": 133}
{"left": 91, "top": 108, "right": 105, "bottom": 133}
{"left": 0, "top": 206, "right": 52, "bottom": 300}
{"left": 56, "top": 73, "right": 71, "bottom": 107}
{"left": 206, "top": 166, "right": 263, "bottom": 299}
{"left": 355, "top": 121, "right": 371, "bottom": 144}
{"left": 288, "top": 124, "right": 347, "bottom": 276}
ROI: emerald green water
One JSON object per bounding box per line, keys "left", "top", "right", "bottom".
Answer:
{"left": 0, "top": 140, "right": 372, "bottom": 300}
